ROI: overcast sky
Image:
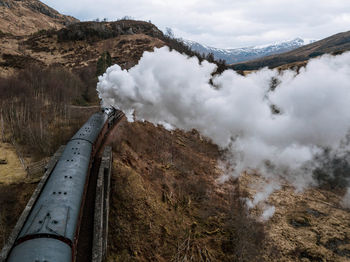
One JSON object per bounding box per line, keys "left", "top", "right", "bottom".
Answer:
{"left": 41, "top": 0, "right": 350, "bottom": 49}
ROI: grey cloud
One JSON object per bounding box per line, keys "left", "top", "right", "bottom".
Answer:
{"left": 41, "top": 0, "right": 350, "bottom": 48}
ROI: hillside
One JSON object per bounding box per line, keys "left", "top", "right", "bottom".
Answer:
{"left": 0, "top": 20, "right": 165, "bottom": 77}
{"left": 231, "top": 30, "right": 350, "bottom": 70}
{"left": 0, "top": 0, "right": 78, "bottom": 36}
{"left": 184, "top": 38, "right": 315, "bottom": 64}
{"left": 1, "top": 1, "right": 350, "bottom": 261}
{"left": 106, "top": 120, "right": 350, "bottom": 262}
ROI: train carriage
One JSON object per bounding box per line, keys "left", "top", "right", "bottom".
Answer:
{"left": 6, "top": 108, "right": 123, "bottom": 262}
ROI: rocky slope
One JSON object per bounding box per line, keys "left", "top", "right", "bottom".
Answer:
{"left": 0, "top": 0, "right": 78, "bottom": 36}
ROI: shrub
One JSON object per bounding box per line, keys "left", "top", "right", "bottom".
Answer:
{"left": 96, "top": 51, "right": 112, "bottom": 76}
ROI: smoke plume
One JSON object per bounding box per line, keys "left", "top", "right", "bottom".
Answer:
{"left": 97, "top": 47, "right": 350, "bottom": 216}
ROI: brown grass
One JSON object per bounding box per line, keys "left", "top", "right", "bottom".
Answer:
{"left": 0, "top": 182, "right": 37, "bottom": 249}
{"left": 107, "top": 120, "right": 271, "bottom": 261}
{"left": 0, "top": 0, "right": 77, "bottom": 36}
{"left": 0, "top": 142, "right": 27, "bottom": 184}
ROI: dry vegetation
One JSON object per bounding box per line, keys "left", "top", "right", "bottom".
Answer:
{"left": 106, "top": 119, "right": 350, "bottom": 262}
{"left": 0, "top": 64, "right": 98, "bottom": 159}
{"left": 0, "top": 142, "right": 27, "bottom": 183}
{"left": 0, "top": 0, "right": 78, "bottom": 36}
{"left": 0, "top": 182, "right": 37, "bottom": 248}
{"left": 238, "top": 172, "right": 350, "bottom": 262}
{"left": 0, "top": 31, "right": 165, "bottom": 78}
{"left": 107, "top": 120, "right": 275, "bottom": 261}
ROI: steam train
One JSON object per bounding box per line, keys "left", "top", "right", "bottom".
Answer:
{"left": 6, "top": 108, "right": 123, "bottom": 262}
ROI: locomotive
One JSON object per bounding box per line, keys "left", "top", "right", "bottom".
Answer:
{"left": 6, "top": 108, "right": 123, "bottom": 262}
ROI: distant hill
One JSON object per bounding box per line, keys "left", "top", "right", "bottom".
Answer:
{"left": 0, "top": 20, "right": 165, "bottom": 77}
{"left": 0, "top": 0, "right": 78, "bottom": 36}
{"left": 183, "top": 38, "right": 315, "bottom": 64}
{"left": 231, "top": 30, "right": 350, "bottom": 70}
{"left": 0, "top": 0, "right": 207, "bottom": 78}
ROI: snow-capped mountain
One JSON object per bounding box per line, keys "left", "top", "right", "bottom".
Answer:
{"left": 183, "top": 38, "right": 316, "bottom": 64}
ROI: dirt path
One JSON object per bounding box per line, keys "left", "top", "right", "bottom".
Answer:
{"left": 0, "top": 142, "right": 27, "bottom": 184}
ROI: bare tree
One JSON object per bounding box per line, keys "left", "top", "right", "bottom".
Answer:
{"left": 165, "top": 27, "right": 174, "bottom": 38}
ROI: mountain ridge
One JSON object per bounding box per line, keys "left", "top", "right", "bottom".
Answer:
{"left": 183, "top": 38, "right": 316, "bottom": 64}
{"left": 231, "top": 30, "right": 350, "bottom": 70}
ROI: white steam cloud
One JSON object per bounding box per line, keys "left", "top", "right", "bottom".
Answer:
{"left": 97, "top": 47, "right": 350, "bottom": 217}
{"left": 246, "top": 183, "right": 281, "bottom": 209}
{"left": 261, "top": 205, "right": 276, "bottom": 221}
